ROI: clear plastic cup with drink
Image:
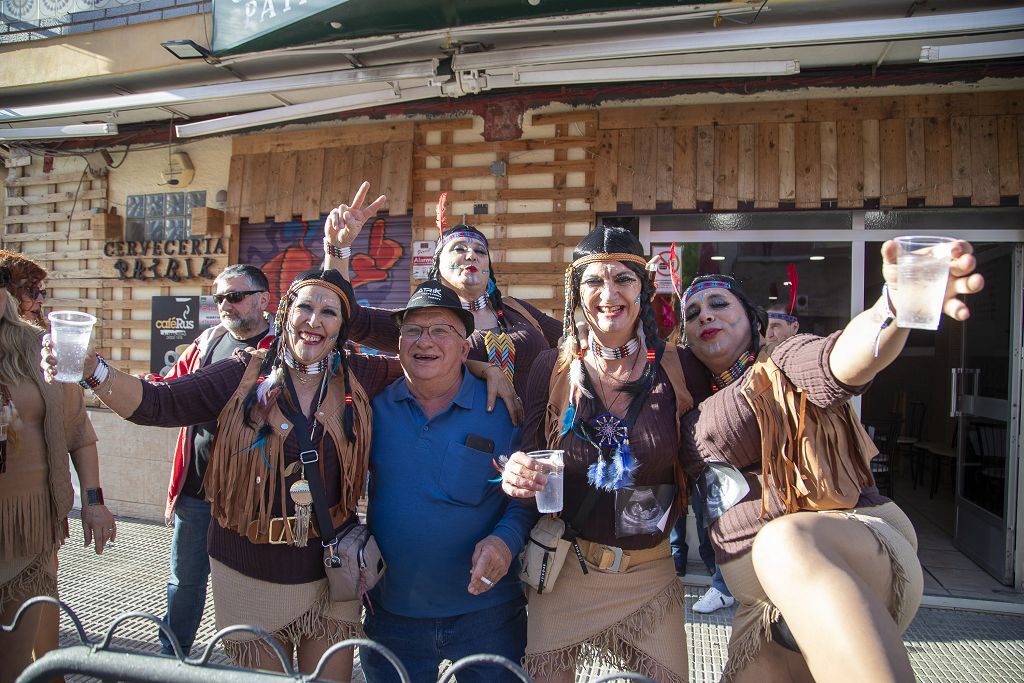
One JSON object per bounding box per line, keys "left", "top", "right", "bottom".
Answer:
{"left": 893, "top": 236, "right": 955, "bottom": 330}
{"left": 529, "top": 450, "right": 565, "bottom": 513}
{"left": 48, "top": 311, "right": 97, "bottom": 382}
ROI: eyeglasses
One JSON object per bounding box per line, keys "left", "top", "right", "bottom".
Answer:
{"left": 213, "top": 290, "right": 265, "bottom": 305}
{"left": 0, "top": 267, "right": 10, "bottom": 289}
{"left": 399, "top": 323, "right": 461, "bottom": 341}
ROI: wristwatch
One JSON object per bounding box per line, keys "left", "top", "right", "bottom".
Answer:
{"left": 84, "top": 487, "right": 104, "bottom": 506}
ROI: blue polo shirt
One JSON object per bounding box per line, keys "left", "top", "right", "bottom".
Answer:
{"left": 367, "top": 369, "right": 533, "bottom": 618}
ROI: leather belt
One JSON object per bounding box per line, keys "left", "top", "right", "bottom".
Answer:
{"left": 245, "top": 516, "right": 321, "bottom": 545}
{"left": 575, "top": 538, "right": 670, "bottom": 573}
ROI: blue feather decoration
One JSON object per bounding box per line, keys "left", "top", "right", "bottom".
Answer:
{"left": 560, "top": 403, "right": 576, "bottom": 436}
{"left": 612, "top": 440, "right": 636, "bottom": 489}
{"left": 238, "top": 431, "right": 272, "bottom": 469}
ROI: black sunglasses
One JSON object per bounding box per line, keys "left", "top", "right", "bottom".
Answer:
{"left": 0, "top": 266, "right": 10, "bottom": 289}
{"left": 213, "top": 290, "right": 265, "bottom": 305}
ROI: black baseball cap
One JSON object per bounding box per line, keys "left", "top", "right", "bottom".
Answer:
{"left": 390, "top": 280, "right": 475, "bottom": 337}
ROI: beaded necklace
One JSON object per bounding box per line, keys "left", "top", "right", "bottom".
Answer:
{"left": 590, "top": 335, "right": 640, "bottom": 360}
{"left": 461, "top": 294, "right": 488, "bottom": 312}
{"left": 710, "top": 350, "right": 756, "bottom": 393}
{"left": 283, "top": 348, "right": 329, "bottom": 382}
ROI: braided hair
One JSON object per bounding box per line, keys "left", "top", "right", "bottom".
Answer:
{"left": 680, "top": 274, "right": 768, "bottom": 357}
{"left": 428, "top": 224, "right": 510, "bottom": 334}
{"left": 242, "top": 268, "right": 358, "bottom": 442}
{"left": 559, "top": 225, "right": 664, "bottom": 397}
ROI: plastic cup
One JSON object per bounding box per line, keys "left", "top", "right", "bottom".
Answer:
{"left": 48, "top": 311, "right": 97, "bottom": 382}
{"left": 893, "top": 236, "right": 955, "bottom": 331}
{"left": 529, "top": 450, "right": 565, "bottom": 513}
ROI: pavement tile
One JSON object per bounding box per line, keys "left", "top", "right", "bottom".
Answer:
{"left": 48, "top": 513, "right": 1024, "bottom": 683}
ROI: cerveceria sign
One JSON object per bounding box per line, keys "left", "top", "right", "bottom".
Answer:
{"left": 103, "top": 238, "right": 226, "bottom": 281}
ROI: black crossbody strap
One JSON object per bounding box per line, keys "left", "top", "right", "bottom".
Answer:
{"left": 283, "top": 372, "right": 338, "bottom": 544}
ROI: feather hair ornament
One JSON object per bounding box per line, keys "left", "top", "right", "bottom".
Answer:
{"left": 435, "top": 192, "right": 448, "bottom": 236}
{"left": 786, "top": 262, "right": 799, "bottom": 315}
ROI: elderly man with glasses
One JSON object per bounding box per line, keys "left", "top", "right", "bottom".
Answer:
{"left": 359, "top": 280, "right": 535, "bottom": 683}
{"left": 154, "top": 263, "right": 271, "bottom": 656}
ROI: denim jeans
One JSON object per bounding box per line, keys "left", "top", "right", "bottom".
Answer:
{"left": 690, "top": 483, "right": 732, "bottom": 598}
{"left": 669, "top": 515, "right": 689, "bottom": 575}
{"left": 159, "top": 494, "right": 211, "bottom": 655}
{"left": 361, "top": 596, "right": 527, "bottom": 683}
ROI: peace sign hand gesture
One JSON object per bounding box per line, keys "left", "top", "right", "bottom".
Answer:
{"left": 324, "top": 181, "right": 388, "bottom": 248}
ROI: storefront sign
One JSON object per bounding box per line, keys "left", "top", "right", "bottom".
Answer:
{"left": 104, "top": 238, "right": 225, "bottom": 281}
{"left": 411, "top": 240, "right": 436, "bottom": 280}
{"left": 214, "top": 0, "right": 339, "bottom": 53}
{"left": 150, "top": 296, "right": 218, "bottom": 375}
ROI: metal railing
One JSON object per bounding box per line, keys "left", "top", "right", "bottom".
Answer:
{"left": 4, "top": 597, "right": 654, "bottom": 683}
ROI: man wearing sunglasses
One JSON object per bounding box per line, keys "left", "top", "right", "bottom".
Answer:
{"left": 156, "top": 264, "right": 271, "bottom": 656}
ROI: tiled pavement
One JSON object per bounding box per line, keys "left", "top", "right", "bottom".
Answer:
{"left": 45, "top": 514, "right": 1024, "bottom": 682}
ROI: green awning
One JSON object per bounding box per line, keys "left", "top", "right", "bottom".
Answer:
{"left": 212, "top": 0, "right": 726, "bottom": 55}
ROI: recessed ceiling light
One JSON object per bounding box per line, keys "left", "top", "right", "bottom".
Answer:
{"left": 809, "top": 255, "right": 825, "bottom": 261}
{"left": 710, "top": 255, "right": 725, "bottom": 261}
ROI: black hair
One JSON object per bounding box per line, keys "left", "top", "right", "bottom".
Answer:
{"left": 243, "top": 268, "right": 357, "bottom": 441}
{"left": 681, "top": 274, "right": 768, "bottom": 356}
{"left": 568, "top": 225, "right": 664, "bottom": 397}
{"left": 217, "top": 263, "right": 270, "bottom": 292}
{"left": 428, "top": 224, "right": 510, "bottom": 333}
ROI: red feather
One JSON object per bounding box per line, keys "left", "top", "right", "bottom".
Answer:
{"left": 786, "top": 263, "right": 799, "bottom": 315}
{"left": 435, "top": 192, "right": 448, "bottom": 236}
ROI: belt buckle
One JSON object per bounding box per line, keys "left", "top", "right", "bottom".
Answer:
{"left": 268, "top": 517, "right": 291, "bottom": 544}
{"left": 300, "top": 449, "right": 319, "bottom": 465}
{"left": 593, "top": 544, "right": 624, "bottom": 572}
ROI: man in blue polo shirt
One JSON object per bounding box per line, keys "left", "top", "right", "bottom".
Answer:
{"left": 360, "top": 280, "right": 535, "bottom": 683}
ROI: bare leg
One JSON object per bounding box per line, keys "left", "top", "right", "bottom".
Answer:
{"left": 729, "top": 639, "right": 815, "bottom": 683}
{"left": 243, "top": 637, "right": 294, "bottom": 674}
{"left": 1, "top": 595, "right": 43, "bottom": 683}
{"left": 297, "top": 636, "right": 353, "bottom": 683}
{"left": 752, "top": 513, "right": 915, "bottom": 683}
{"left": 33, "top": 600, "right": 65, "bottom": 683}
{"left": 531, "top": 669, "right": 576, "bottom": 683}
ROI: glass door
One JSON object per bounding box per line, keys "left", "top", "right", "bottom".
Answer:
{"left": 952, "top": 244, "right": 1022, "bottom": 586}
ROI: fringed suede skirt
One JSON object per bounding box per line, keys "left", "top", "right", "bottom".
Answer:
{"left": 0, "top": 551, "right": 57, "bottom": 614}
{"left": 209, "top": 559, "right": 362, "bottom": 668}
{"left": 523, "top": 539, "right": 687, "bottom": 683}
{"left": 718, "top": 501, "right": 923, "bottom": 683}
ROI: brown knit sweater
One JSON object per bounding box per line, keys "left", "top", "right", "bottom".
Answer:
{"left": 680, "top": 332, "right": 888, "bottom": 564}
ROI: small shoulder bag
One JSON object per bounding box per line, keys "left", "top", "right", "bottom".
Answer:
{"left": 290, "top": 396, "right": 385, "bottom": 603}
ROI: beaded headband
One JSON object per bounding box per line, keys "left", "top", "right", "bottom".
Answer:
{"left": 436, "top": 230, "right": 488, "bottom": 253}
{"left": 273, "top": 277, "right": 352, "bottom": 339}
{"left": 768, "top": 311, "right": 798, "bottom": 323}
{"left": 682, "top": 279, "right": 732, "bottom": 303}
{"left": 561, "top": 252, "right": 649, "bottom": 339}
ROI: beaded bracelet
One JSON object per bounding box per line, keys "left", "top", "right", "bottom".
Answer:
{"left": 324, "top": 241, "right": 352, "bottom": 259}
{"left": 872, "top": 284, "right": 896, "bottom": 358}
{"left": 79, "top": 353, "right": 110, "bottom": 390}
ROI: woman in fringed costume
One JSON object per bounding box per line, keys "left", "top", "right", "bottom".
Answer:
{"left": 40, "top": 268, "right": 513, "bottom": 682}
{"left": 323, "top": 182, "right": 563, "bottom": 398}
{"left": 500, "top": 226, "right": 711, "bottom": 683}
{"left": 0, "top": 267, "right": 114, "bottom": 683}
{"left": 674, "top": 240, "right": 982, "bottom": 683}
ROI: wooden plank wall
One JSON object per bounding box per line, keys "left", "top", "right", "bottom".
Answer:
{"left": 596, "top": 92, "right": 1024, "bottom": 210}
{"left": 225, "top": 121, "right": 415, "bottom": 228}
{"left": 410, "top": 112, "right": 597, "bottom": 316}
{"left": 2, "top": 164, "right": 232, "bottom": 377}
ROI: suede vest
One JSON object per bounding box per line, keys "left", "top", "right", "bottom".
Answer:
{"left": 204, "top": 350, "right": 372, "bottom": 542}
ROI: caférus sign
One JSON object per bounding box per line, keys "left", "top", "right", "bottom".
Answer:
{"left": 150, "top": 296, "right": 219, "bottom": 375}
